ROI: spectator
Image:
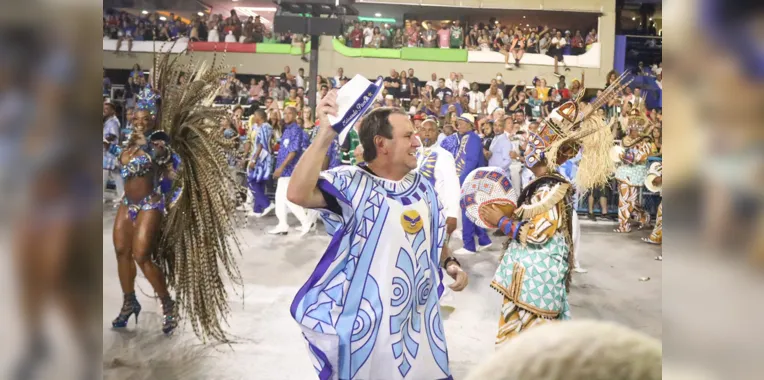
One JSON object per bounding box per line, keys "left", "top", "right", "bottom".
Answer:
{"left": 441, "top": 94, "right": 463, "bottom": 116}
{"left": 509, "top": 28, "right": 526, "bottom": 68}
{"left": 208, "top": 25, "right": 220, "bottom": 42}
{"left": 249, "top": 79, "right": 264, "bottom": 104}
{"left": 477, "top": 30, "right": 491, "bottom": 51}
{"left": 556, "top": 76, "right": 571, "bottom": 100}
{"left": 585, "top": 29, "right": 598, "bottom": 51}
{"left": 422, "top": 22, "right": 437, "bottom": 48}
{"left": 485, "top": 84, "right": 503, "bottom": 115}
{"left": 381, "top": 24, "right": 392, "bottom": 48}
{"left": 434, "top": 78, "right": 452, "bottom": 101}
{"left": 450, "top": 20, "right": 464, "bottom": 49}
{"left": 103, "top": 70, "right": 111, "bottom": 96}
{"left": 406, "top": 20, "right": 420, "bottom": 47}
{"left": 363, "top": 21, "right": 374, "bottom": 47}
{"left": 455, "top": 73, "right": 470, "bottom": 95}
{"left": 527, "top": 89, "right": 543, "bottom": 119}
{"left": 467, "top": 83, "right": 486, "bottom": 114}
{"left": 398, "top": 71, "right": 415, "bottom": 100}
{"left": 225, "top": 29, "right": 237, "bottom": 43}
{"left": 543, "top": 89, "right": 562, "bottom": 117}
{"left": 425, "top": 98, "right": 441, "bottom": 118}
{"left": 253, "top": 16, "right": 265, "bottom": 43}
{"left": 392, "top": 29, "right": 405, "bottom": 48}
{"left": 369, "top": 27, "right": 382, "bottom": 48}
{"left": 605, "top": 70, "right": 619, "bottom": 86}
{"left": 572, "top": 30, "right": 585, "bottom": 55}
{"left": 445, "top": 72, "right": 457, "bottom": 93}
{"left": 295, "top": 68, "right": 305, "bottom": 89}
{"left": 407, "top": 68, "right": 420, "bottom": 96}
{"left": 438, "top": 23, "right": 451, "bottom": 49}
{"left": 526, "top": 30, "right": 539, "bottom": 53}
{"left": 426, "top": 73, "right": 439, "bottom": 89}
{"left": 332, "top": 68, "right": 346, "bottom": 89}
{"left": 383, "top": 69, "right": 401, "bottom": 98}
{"left": 539, "top": 31, "right": 551, "bottom": 55}
{"left": 263, "top": 30, "right": 278, "bottom": 43}
{"left": 549, "top": 31, "right": 570, "bottom": 76}
{"left": 349, "top": 22, "right": 363, "bottom": 48}
{"left": 466, "top": 24, "right": 479, "bottom": 50}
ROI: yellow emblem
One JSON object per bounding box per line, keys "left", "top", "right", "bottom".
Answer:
{"left": 401, "top": 210, "right": 423, "bottom": 234}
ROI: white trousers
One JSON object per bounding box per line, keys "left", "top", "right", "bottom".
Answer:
{"left": 508, "top": 162, "right": 523, "bottom": 194}
{"left": 103, "top": 169, "right": 124, "bottom": 201}
{"left": 275, "top": 176, "right": 315, "bottom": 228}
{"left": 572, "top": 211, "right": 582, "bottom": 268}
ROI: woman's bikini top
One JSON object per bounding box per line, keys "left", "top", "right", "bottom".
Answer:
{"left": 120, "top": 150, "right": 153, "bottom": 179}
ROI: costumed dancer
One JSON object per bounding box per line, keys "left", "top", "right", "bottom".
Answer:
{"left": 642, "top": 162, "right": 662, "bottom": 256}
{"left": 269, "top": 106, "right": 315, "bottom": 236}
{"left": 478, "top": 75, "right": 627, "bottom": 345}
{"left": 613, "top": 100, "right": 656, "bottom": 233}
{"left": 453, "top": 113, "right": 491, "bottom": 255}
{"left": 288, "top": 81, "right": 468, "bottom": 379}
{"left": 247, "top": 109, "right": 275, "bottom": 218}
{"left": 107, "top": 54, "right": 243, "bottom": 341}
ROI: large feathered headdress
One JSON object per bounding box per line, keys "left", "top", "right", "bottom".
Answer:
{"left": 149, "top": 43, "right": 243, "bottom": 342}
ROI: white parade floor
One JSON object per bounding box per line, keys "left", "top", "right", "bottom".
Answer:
{"left": 101, "top": 208, "right": 662, "bottom": 380}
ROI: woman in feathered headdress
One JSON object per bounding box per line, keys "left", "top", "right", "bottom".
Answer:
{"left": 106, "top": 53, "right": 242, "bottom": 341}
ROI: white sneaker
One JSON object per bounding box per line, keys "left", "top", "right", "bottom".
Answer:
{"left": 267, "top": 226, "right": 289, "bottom": 235}
{"left": 247, "top": 211, "right": 261, "bottom": 218}
{"left": 477, "top": 243, "right": 492, "bottom": 252}
{"left": 505, "top": 63, "right": 513, "bottom": 70}
{"left": 260, "top": 203, "right": 275, "bottom": 218}
{"left": 453, "top": 247, "right": 477, "bottom": 255}
{"left": 451, "top": 230, "right": 463, "bottom": 241}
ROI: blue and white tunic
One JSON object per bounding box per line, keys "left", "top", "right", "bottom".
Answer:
{"left": 291, "top": 166, "right": 452, "bottom": 380}
{"left": 249, "top": 123, "right": 274, "bottom": 182}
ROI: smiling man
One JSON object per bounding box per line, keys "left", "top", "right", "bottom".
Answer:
{"left": 287, "top": 92, "right": 467, "bottom": 380}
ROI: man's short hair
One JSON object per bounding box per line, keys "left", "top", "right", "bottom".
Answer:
{"left": 254, "top": 109, "right": 267, "bottom": 120}
{"left": 320, "top": 85, "right": 328, "bottom": 90}
{"left": 438, "top": 78, "right": 445, "bottom": 82}
{"left": 358, "top": 107, "right": 406, "bottom": 163}
{"left": 233, "top": 105, "right": 243, "bottom": 113}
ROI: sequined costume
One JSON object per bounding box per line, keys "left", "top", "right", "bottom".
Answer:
{"left": 490, "top": 73, "right": 628, "bottom": 345}
{"left": 110, "top": 50, "right": 244, "bottom": 341}
{"left": 614, "top": 104, "right": 656, "bottom": 233}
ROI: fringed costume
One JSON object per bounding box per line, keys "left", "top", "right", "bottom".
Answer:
{"left": 490, "top": 73, "right": 628, "bottom": 345}
{"left": 614, "top": 103, "right": 657, "bottom": 233}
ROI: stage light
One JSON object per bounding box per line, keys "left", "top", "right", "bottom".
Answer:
{"left": 142, "top": 10, "right": 148, "bottom": 15}
{"left": 198, "top": 12, "right": 204, "bottom": 16}
{"left": 374, "top": 13, "right": 381, "bottom": 17}
{"left": 159, "top": 16, "right": 167, "bottom": 21}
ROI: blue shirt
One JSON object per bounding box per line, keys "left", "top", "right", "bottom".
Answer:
{"left": 277, "top": 122, "right": 308, "bottom": 177}
{"left": 326, "top": 136, "right": 342, "bottom": 170}
{"left": 440, "top": 103, "right": 463, "bottom": 117}
{"left": 488, "top": 133, "right": 514, "bottom": 173}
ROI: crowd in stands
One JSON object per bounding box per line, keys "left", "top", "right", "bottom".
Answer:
{"left": 339, "top": 18, "right": 598, "bottom": 55}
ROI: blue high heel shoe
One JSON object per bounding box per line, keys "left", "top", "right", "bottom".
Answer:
{"left": 161, "top": 297, "right": 178, "bottom": 335}
{"left": 112, "top": 293, "right": 141, "bottom": 328}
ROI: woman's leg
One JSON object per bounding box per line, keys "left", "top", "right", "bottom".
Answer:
{"left": 131, "top": 209, "right": 169, "bottom": 298}
{"left": 113, "top": 205, "right": 136, "bottom": 294}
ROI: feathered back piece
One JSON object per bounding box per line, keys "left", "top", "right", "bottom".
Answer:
{"left": 150, "top": 44, "right": 243, "bottom": 342}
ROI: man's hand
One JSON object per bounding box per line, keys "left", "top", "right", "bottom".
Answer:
{"left": 446, "top": 217, "right": 457, "bottom": 235}
{"left": 479, "top": 204, "right": 506, "bottom": 227}
{"left": 273, "top": 167, "right": 283, "bottom": 178}
{"left": 652, "top": 176, "right": 662, "bottom": 187}
{"left": 447, "top": 263, "right": 468, "bottom": 291}
{"left": 317, "top": 90, "right": 339, "bottom": 132}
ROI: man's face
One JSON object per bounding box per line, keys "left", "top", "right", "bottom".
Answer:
{"left": 514, "top": 111, "right": 525, "bottom": 122}
{"left": 528, "top": 122, "right": 540, "bottom": 133}
{"left": 298, "top": 69, "right": 304, "bottom": 77}
{"left": 384, "top": 113, "right": 420, "bottom": 171}
{"left": 320, "top": 87, "right": 328, "bottom": 97}
{"left": 492, "top": 122, "right": 504, "bottom": 136}
{"left": 234, "top": 108, "right": 243, "bottom": 119}
{"left": 338, "top": 68, "right": 343, "bottom": 76}
{"left": 419, "top": 121, "right": 438, "bottom": 145}
{"left": 289, "top": 89, "right": 297, "bottom": 98}
{"left": 284, "top": 108, "right": 297, "bottom": 123}
{"left": 444, "top": 94, "right": 452, "bottom": 104}
{"left": 297, "top": 88, "right": 304, "bottom": 96}
{"left": 103, "top": 104, "right": 114, "bottom": 117}
{"left": 449, "top": 72, "right": 456, "bottom": 80}
{"left": 390, "top": 69, "right": 397, "bottom": 77}
{"left": 431, "top": 73, "right": 437, "bottom": 80}
{"left": 456, "top": 119, "right": 473, "bottom": 134}
{"left": 284, "top": 66, "right": 290, "bottom": 73}
{"left": 438, "top": 79, "right": 445, "bottom": 88}
{"left": 433, "top": 98, "right": 441, "bottom": 108}
{"left": 408, "top": 69, "right": 414, "bottom": 77}
{"left": 634, "top": 88, "right": 641, "bottom": 97}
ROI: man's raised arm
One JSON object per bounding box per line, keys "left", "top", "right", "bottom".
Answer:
{"left": 286, "top": 91, "right": 339, "bottom": 209}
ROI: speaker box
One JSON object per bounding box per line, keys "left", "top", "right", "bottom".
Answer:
{"left": 273, "top": 16, "right": 344, "bottom": 36}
